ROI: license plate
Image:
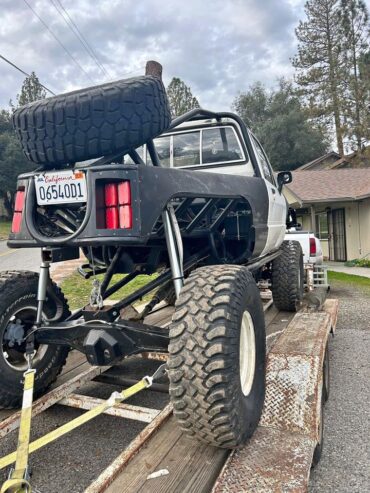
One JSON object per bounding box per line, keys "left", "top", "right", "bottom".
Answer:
{"left": 35, "top": 170, "right": 87, "bottom": 205}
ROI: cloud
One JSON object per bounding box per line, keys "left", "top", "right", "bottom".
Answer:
{"left": 0, "top": 0, "right": 303, "bottom": 110}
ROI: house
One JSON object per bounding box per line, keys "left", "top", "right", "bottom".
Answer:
{"left": 284, "top": 169, "right": 370, "bottom": 261}
{"left": 295, "top": 146, "right": 370, "bottom": 171}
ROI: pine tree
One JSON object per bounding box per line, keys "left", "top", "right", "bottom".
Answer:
{"left": 167, "top": 77, "right": 200, "bottom": 118}
{"left": 15, "top": 72, "right": 46, "bottom": 107}
{"left": 292, "top": 0, "right": 346, "bottom": 155}
{"left": 340, "top": 0, "right": 370, "bottom": 150}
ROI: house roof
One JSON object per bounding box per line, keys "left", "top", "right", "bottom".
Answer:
{"left": 286, "top": 169, "right": 370, "bottom": 204}
{"left": 295, "top": 151, "right": 341, "bottom": 171}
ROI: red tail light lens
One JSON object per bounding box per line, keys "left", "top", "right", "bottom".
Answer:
{"left": 119, "top": 205, "right": 132, "bottom": 229}
{"left": 103, "top": 181, "right": 132, "bottom": 230}
{"left": 106, "top": 207, "right": 119, "bottom": 229}
{"left": 118, "top": 181, "right": 131, "bottom": 205}
{"left": 309, "top": 237, "right": 317, "bottom": 255}
{"left": 104, "top": 183, "right": 118, "bottom": 207}
{"left": 11, "top": 189, "right": 25, "bottom": 234}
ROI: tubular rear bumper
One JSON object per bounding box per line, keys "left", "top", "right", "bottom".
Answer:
{"left": 8, "top": 164, "right": 269, "bottom": 256}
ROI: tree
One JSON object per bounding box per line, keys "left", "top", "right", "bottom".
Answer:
{"left": 167, "top": 77, "right": 200, "bottom": 118}
{"left": 0, "top": 110, "right": 33, "bottom": 218}
{"left": 0, "top": 73, "right": 47, "bottom": 218}
{"left": 233, "top": 80, "right": 329, "bottom": 171}
{"left": 12, "top": 72, "right": 46, "bottom": 108}
{"left": 340, "top": 0, "right": 370, "bottom": 150}
{"left": 292, "top": 0, "right": 346, "bottom": 155}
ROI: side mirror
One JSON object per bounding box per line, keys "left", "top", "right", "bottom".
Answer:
{"left": 277, "top": 171, "right": 292, "bottom": 192}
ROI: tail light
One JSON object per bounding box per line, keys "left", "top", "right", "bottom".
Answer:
{"left": 103, "top": 181, "right": 132, "bottom": 230}
{"left": 11, "top": 188, "right": 25, "bottom": 233}
{"left": 309, "top": 237, "right": 317, "bottom": 256}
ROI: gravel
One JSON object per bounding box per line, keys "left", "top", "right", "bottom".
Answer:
{"left": 309, "top": 280, "right": 370, "bottom": 493}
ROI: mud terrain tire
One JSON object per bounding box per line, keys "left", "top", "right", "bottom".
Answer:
{"left": 12, "top": 76, "right": 171, "bottom": 168}
{"left": 0, "top": 271, "right": 70, "bottom": 408}
{"left": 271, "top": 240, "right": 304, "bottom": 312}
{"left": 168, "top": 265, "right": 266, "bottom": 448}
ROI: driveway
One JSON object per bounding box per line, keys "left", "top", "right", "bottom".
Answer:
{"left": 309, "top": 280, "right": 370, "bottom": 492}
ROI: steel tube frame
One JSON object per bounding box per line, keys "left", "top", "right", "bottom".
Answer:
{"left": 162, "top": 207, "right": 184, "bottom": 298}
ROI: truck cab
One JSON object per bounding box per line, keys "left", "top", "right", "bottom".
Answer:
{"left": 129, "top": 115, "right": 289, "bottom": 254}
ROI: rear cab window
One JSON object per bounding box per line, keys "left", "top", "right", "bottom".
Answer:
{"left": 142, "top": 124, "right": 253, "bottom": 174}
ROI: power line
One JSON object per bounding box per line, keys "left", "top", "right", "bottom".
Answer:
{"left": 23, "top": 0, "right": 95, "bottom": 84}
{"left": 50, "top": 0, "right": 112, "bottom": 79}
{"left": 0, "top": 54, "right": 56, "bottom": 95}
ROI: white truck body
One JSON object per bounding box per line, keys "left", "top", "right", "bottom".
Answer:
{"left": 285, "top": 230, "right": 323, "bottom": 265}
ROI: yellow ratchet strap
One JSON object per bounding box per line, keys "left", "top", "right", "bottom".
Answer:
{"left": 0, "top": 364, "right": 166, "bottom": 479}
{"left": 1, "top": 369, "right": 35, "bottom": 493}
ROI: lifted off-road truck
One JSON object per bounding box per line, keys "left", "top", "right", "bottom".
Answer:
{"left": 1, "top": 63, "right": 303, "bottom": 449}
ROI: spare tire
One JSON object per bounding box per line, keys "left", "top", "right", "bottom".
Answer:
{"left": 12, "top": 76, "right": 171, "bottom": 168}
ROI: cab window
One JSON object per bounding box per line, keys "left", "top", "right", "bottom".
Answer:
{"left": 146, "top": 136, "right": 171, "bottom": 167}
{"left": 251, "top": 135, "right": 275, "bottom": 185}
{"left": 202, "top": 127, "right": 243, "bottom": 164}
{"left": 173, "top": 132, "right": 200, "bottom": 167}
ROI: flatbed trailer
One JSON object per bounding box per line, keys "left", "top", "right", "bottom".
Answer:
{"left": 0, "top": 296, "right": 338, "bottom": 493}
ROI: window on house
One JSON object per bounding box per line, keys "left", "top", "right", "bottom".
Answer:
{"left": 295, "top": 215, "right": 303, "bottom": 229}
{"left": 315, "top": 212, "right": 329, "bottom": 239}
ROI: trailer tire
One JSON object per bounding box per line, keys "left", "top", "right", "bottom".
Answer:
{"left": 271, "top": 240, "right": 304, "bottom": 312}
{"left": 323, "top": 342, "right": 330, "bottom": 402}
{"left": 168, "top": 265, "right": 266, "bottom": 448}
{"left": 0, "top": 271, "right": 70, "bottom": 409}
{"left": 312, "top": 372, "right": 325, "bottom": 467}
{"left": 12, "top": 76, "right": 171, "bottom": 168}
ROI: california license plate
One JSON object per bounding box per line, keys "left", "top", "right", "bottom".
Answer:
{"left": 35, "top": 170, "right": 87, "bottom": 205}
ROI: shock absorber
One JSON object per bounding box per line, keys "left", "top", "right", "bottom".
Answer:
{"left": 162, "top": 205, "right": 184, "bottom": 299}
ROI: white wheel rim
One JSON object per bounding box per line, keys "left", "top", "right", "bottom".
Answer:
{"left": 239, "top": 310, "right": 256, "bottom": 396}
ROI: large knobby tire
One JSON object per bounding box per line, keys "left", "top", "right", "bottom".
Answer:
{"left": 168, "top": 265, "right": 266, "bottom": 448}
{"left": 271, "top": 240, "right": 304, "bottom": 312}
{"left": 12, "top": 76, "right": 171, "bottom": 168}
{"left": 0, "top": 271, "right": 70, "bottom": 408}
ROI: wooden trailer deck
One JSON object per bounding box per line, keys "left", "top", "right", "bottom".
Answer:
{"left": 0, "top": 298, "right": 338, "bottom": 493}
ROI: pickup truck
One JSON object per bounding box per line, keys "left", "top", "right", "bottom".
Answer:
{"left": 1, "top": 63, "right": 303, "bottom": 449}
{"left": 286, "top": 230, "right": 323, "bottom": 265}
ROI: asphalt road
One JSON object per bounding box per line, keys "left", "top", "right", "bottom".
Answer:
{"left": 0, "top": 241, "right": 40, "bottom": 272}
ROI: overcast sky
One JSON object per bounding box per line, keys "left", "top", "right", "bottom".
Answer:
{"left": 0, "top": 0, "right": 357, "bottom": 111}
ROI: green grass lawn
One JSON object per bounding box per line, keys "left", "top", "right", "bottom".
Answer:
{"left": 60, "top": 272, "right": 158, "bottom": 311}
{"left": 0, "top": 221, "right": 11, "bottom": 240}
{"left": 328, "top": 270, "right": 370, "bottom": 288}
{"left": 328, "top": 271, "right": 370, "bottom": 296}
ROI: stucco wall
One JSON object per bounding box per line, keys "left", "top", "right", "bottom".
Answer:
{"left": 328, "top": 200, "right": 370, "bottom": 260}
{"left": 284, "top": 188, "right": 370, "bottom": 261}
